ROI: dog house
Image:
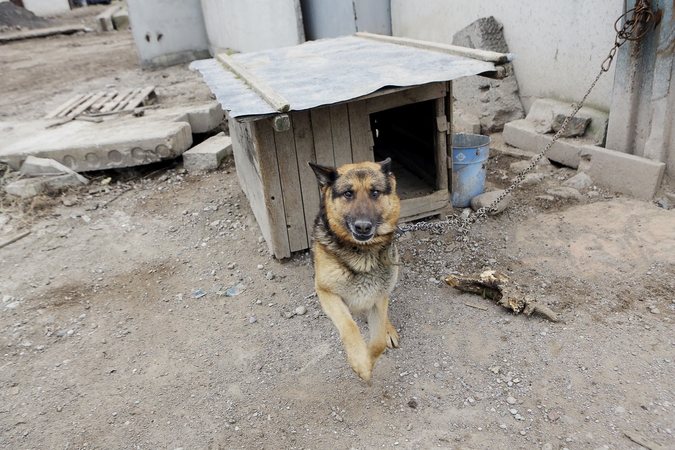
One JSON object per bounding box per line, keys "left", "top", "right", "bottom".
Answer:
{"left": 192, "top": 33, "right": 511, "bottom": 258}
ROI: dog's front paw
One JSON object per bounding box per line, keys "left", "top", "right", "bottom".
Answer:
{"left": 347, "top": 349, "right": 373, "bottom": 381}
{"left": 386, "top": 321, "right": 399, "bottom": 349}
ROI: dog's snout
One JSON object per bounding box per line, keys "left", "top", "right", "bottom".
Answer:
{"left": 353, "top": 220, "right": 373, "bottom": 235}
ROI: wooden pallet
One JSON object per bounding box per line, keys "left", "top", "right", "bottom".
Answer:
{"left": 44, "top": 86, "right": 156, "bottom": 119}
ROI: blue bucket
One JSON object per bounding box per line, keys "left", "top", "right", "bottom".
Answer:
{"left": 451, "top": 133, "right": 491, "bottom": 207}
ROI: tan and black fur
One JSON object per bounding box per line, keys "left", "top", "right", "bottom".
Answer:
{"left": 309, "top": 158, "right": 401, "bottom": 381}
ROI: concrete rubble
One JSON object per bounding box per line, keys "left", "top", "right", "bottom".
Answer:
{"left": 5, "top": 156, "right": 90, "bottom": 198}
{"left": 0, "top": 102, "right": 224, "bottom": 173}
{"left": 183, "top": 132, "right": 232, "bottom": 172}
{"left": 503, "top": 99, "right": 666, "bottom": 200}
{"left": 452, "top": 16, "right": 525, "bottom": 133}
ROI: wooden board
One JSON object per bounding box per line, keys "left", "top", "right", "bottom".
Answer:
{"left": 329, "top": 103, "right": 352, "bottom": 167}
{"left": 434, "top": 95, "right": 448, "bottom": 190}
{"left": 310, "top": 107, "right": 335, "bottom": 167}
{"left": 274, "top": 117, "right": 309, "bottom": 252}
{"left": 292, "top": 110, "right": 321, "bottom": 243}
{"left": 254, "top": 119, "right": 291, "bottom": 258}
{"left": 399, "top": 189, "right": 449, "bottom": 221}
{"left": 348, "top": 100, "right": 374, "bottom": 163}
{"left": 366, "top": 82, "right": 446, "bottom": 114}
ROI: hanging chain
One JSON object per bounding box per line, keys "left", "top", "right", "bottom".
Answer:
{"left": 400, "top": 0, "right": 655, "bottom": 240}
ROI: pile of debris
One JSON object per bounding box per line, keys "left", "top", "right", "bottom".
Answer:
{"left": 0, "top": 2, "right": 50, "bottom": 32}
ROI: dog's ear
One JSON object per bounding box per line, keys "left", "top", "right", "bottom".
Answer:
{"left": 378, "top": 157, "right": 393, "bottom": 176}
{"left": 308, "top": 161, "right": 337, "bottom": 187}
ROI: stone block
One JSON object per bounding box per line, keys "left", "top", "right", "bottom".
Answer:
{"left": 111, "top": 8, "right": 130, "bottom": 31}
{"left": 452, "top": 16, "right": 524, "bottom": 132}
{"left": 453, "top": 111, "right": 481, "bottom": 135}
{"left": 96, "top": 5, "right": 122, "bottom": 32}
{"left": 149, "top": 102, "right": 224, "bottom": 134}
{"left": 580, "top": 145, "right": 665, "bottom": 200}
{"left": 526, "top": 98, "right": 609, "bottom": 145}
{"left": 503, "top": 119, "right": 583, "bottom": 168}
{"left": 6, "top": 173, "right": 88, "bottom": 198}
{"left": 552, "top": 114, "right": 591, "bottom": 137}
{"left": 20, "top": 155, "right": 76, "bottom": 177}
{"left": 470, "top": 189, "right": 511, "bottom": 215}
{"left": 183, "top": 132, "right": 232, "bottom": 171}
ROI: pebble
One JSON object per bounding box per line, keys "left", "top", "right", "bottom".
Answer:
{"left": 265, "top": 271, "right": 275, "bottom": 280}
{"left": 562, "top": 172, "right": 593, "bottom": 190}
{"left": 2, "top": 295, "right": 14, "bottom": 303}
{"left": 650, "top": 307, "right": 660, "bottom": 314}
{"left": 507, "top": 396, "right": 517, "bottom": 405}
{"left": 295, "top": 305, "right": 307, "bottom": 315}
{"left": 5, "top": 301, "right": 20, "bottom": 310}
{"left": 66, "top": 330, "right": 74, "bottom": 336}
{"left": 257, "top": 264, "right": 264, "bottom": 270}
{"left": 79, "top": 314, "right": 87, "bottom": 320}
{"left": 509, "top": 409, "right": 518, "bottom": 415}
{"left": 249, "top": 317, "right": 257, "bottom": 324}
{"left": 470, "top": 190, "right": 512, "bottom": 215}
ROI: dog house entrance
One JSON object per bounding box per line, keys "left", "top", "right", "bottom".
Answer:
{"left": 370, "top": 99, "right": 437, "bottom": 201}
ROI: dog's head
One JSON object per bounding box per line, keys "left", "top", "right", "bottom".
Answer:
{"left": 309, "top": 158, "right": 400, "bottom": 245}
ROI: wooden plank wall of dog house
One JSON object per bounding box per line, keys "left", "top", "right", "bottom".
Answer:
{"left": 229, "top": 119, "right": 276, "bottom": 254}
{"left": 434, "top": 94, "right": 449, "bottom": 191}
{"left": 348, "top": 100, "right": 374, "bottom": 163}
{"left": 292, "top": 110, "right": 321, "bottom": 243}
{"left": 253, "top": 119, "right": 292, "bottom": 259}
{"left": 310, "top": 107, "right": 336, "bottom": 167}
{"left": 274, "top": 116, "right": 309, "bottom": 252}
{"left": 365, "top": 82, "right": 446, "bottom": 114}
{"left": 329, "top": 103, "right": 353, "bottom": 167}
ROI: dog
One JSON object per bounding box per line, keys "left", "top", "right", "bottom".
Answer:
{"left": 309, "top": 158, "right": 401, "bottom": 381}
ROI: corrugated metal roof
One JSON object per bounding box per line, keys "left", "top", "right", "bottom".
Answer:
{"left": 191, "top": 35, "right": 496, "bottom": 118}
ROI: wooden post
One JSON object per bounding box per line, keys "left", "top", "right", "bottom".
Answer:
{"left": 446, "top": 81, "right": 454, "bottom": 198}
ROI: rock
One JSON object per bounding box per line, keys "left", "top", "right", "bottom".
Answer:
{"left": 249, "top": 317, "right": 257, "bottom": 324}
{"left": 562, "top": 172, "right": 593, "bottom": 190}
{"left": 552, "top": 113, "right": 591, "bottom": 137}
{"left": 265, "top": 271, "right": 275, "bottom": 280}
{"left": 295, "top": 305, "right": 307, "bottom": 315}
{"left": 2, "top": 295, "right": 14, "bottom": 303}
{"left": 257, "top": 264, "right": 264, "bottom": 270}
{"left": 546, "top": 187, "right": 584, "bottom": 201}
{"left": 506, "top": 396, "right": 517, "bottom": 405}
{"left": 509, "top": 160, "right": 530, "bottom": 174}
{"left": 5, "top": 301, "right": 20, "bottom": 309}
{"left": 470, "top": 190, "right": 511, "bottom": 215}
{"left": 548, "top": 411, "right": 560, "bottom": 421}
{"left": 542, "top": 444, "right": 553, "bottom": 450}
{"left": 536, "top": 195, "right": 555, "bottom": 201}
{"left": 520, "top": 173, "right": 547, "bottom": 185}
{"left": 5, "top": 173, "right": 89, "bottom": 198}
{"left": 650, "top": 308, "right": 660, "bottom": 314}
{"left": 657, "top": 200, "right": 671, "bottom": 210}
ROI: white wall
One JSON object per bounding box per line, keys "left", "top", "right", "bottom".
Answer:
{"left": 126, "top": 0, "right": 210, "bottom": 68}
{"left": 201, "top": 0, "right": 305, "bottom": 53}
{"left": 392, "top": 0, "right": 622, "bottom": 112}
{"left": 22, "top": 0, "right": 71, "bottom": 16}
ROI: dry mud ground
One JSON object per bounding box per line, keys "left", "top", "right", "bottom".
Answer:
{"left": 1, "top": 7, "right": 675, "bottom": 450}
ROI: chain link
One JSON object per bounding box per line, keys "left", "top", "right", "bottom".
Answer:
{"left": 400, "top": 0, "right": 654, "bottom": 240}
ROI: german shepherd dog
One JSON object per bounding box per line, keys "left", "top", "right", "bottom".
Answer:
{"left": 309, "top": 158, "right": 401, "bottom": 381}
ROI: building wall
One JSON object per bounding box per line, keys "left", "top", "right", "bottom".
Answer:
{"left": 391, "top": 0, "right": 622, "bottom": 112}
{"left": 201, "top": 0, "right": 305, "bottom": 53}
{"left": 22, "top": 0, "right": 70, "bottom": 16}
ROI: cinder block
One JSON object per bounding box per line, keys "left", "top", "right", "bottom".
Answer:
{"left": 183, "top": 132, "right": 232, "bottom": 171}
{"left": 580, "top": 145, "right": 665, "bottom": 200}
{"left": 96, "top": 5, "right": 122, "bottom": 32}
{"left": 111, "top": 9, "right": 130, "bottom": 30}
{"left": 149, "top": 102, "right": 225, "bottom": 133}
{"left": 503, "top": 119, "right": 582, "bottom": 168}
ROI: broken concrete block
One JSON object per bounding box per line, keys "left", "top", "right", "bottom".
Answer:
{"left": 148, "top": 102, "right": 224, "bottom": 134}
{"left": 503, "top": 119, "right": 584, "bottom": 168}
{"left": 470, "top": 190, "right": 511, "bottom": 215}
{"left": 5, "top": 173, "right": 88, "bottom": 198}
{"left": 509, "top": 160, "right": 530, "bottom": 174}
{"left": 96, "top": 5, "right": 122, "bottom": 32}
{"left": 0, "top": 115, "right": 192, "bottom": 172}
{"left": 519, "top": 172, "right": 548, "bottom": 186}
{"left": 453, "top": 110, "right": 481, "bottom": 135}
{"left": 526, "top": 99, "right": 608, "bottom": 145}
{"left": 111, "top": 8, "right": 130, "bottom": 30}
{"left": 183, "top": 132, "right": 232, "bottom": 171}
{"left": 20, "top": 156, "right": 86, "bottom": 184}
{"left": 452, "top": 16, "right": 524, "bottom": 132}
{"left": 562, "top": 172, "right": 593, "bottom": 191}
{"left": 552, "top": 114, "right": 591, "bottom": 138}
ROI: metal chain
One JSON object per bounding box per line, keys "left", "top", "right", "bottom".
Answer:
{"left": 400, "top": 0, "right": 654, "bottom": 240}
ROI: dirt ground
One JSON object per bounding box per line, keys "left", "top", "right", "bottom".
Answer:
{"left": 1, "top": 6, "right": 675, "bottom": 450}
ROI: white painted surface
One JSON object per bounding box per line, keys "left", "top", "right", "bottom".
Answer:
{"left": 301, "top": 0, "right": 391, "bottom": 40}
{"left": 22, "top": 0, "right": 70, "bottom": 16}
{"left": 200, "top": 0, "right": 305, "bottom": 53}
{"left": 391, "top": 0, "right": 622, "bottom": 112}
{"left": 126, "top": 0, "right": 210, "bottom": 68}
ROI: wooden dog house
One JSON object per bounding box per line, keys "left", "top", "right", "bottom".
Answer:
{"left": 192, "top": 33, "right": 511, "bottom": 258}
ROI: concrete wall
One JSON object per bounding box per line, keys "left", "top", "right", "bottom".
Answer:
{"left": 391, "top": 0, "right": 622, "bottom": 112}
{"left": 126, "top": 0, "right": 210, "bottom": 68}
{"left": 201, "top": 0, "right": 305, "bottom": 53}
{"left": 22, "top": 0, "right": 70, "bottom": 16}
{"left": 301, "top": 0, "right": 391, "bottom": 40}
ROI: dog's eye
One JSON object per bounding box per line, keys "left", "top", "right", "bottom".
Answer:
{"left": 371, "top": 190, "right": 381, "bottom": 199}
{"left": 343, "top": 191, "right": 353, "bottom": 199}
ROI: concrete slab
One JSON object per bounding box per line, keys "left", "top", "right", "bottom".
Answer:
{"left": 183, "top": 132, "right": 232, "bottom": 171}
{"left": 503, "top": 119, "right": 666, "bottom": 200}
{"left": 0, "top": 115, "right": 192, "bottom": 172}
{"left": 112, "top": 9, "right": 130, "bottom": 31}
{"left": 97, "top": 5, "right": 122, "bottom": 32}
{"left": 146, "top": 102, "right": 224, "bottom": 134}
